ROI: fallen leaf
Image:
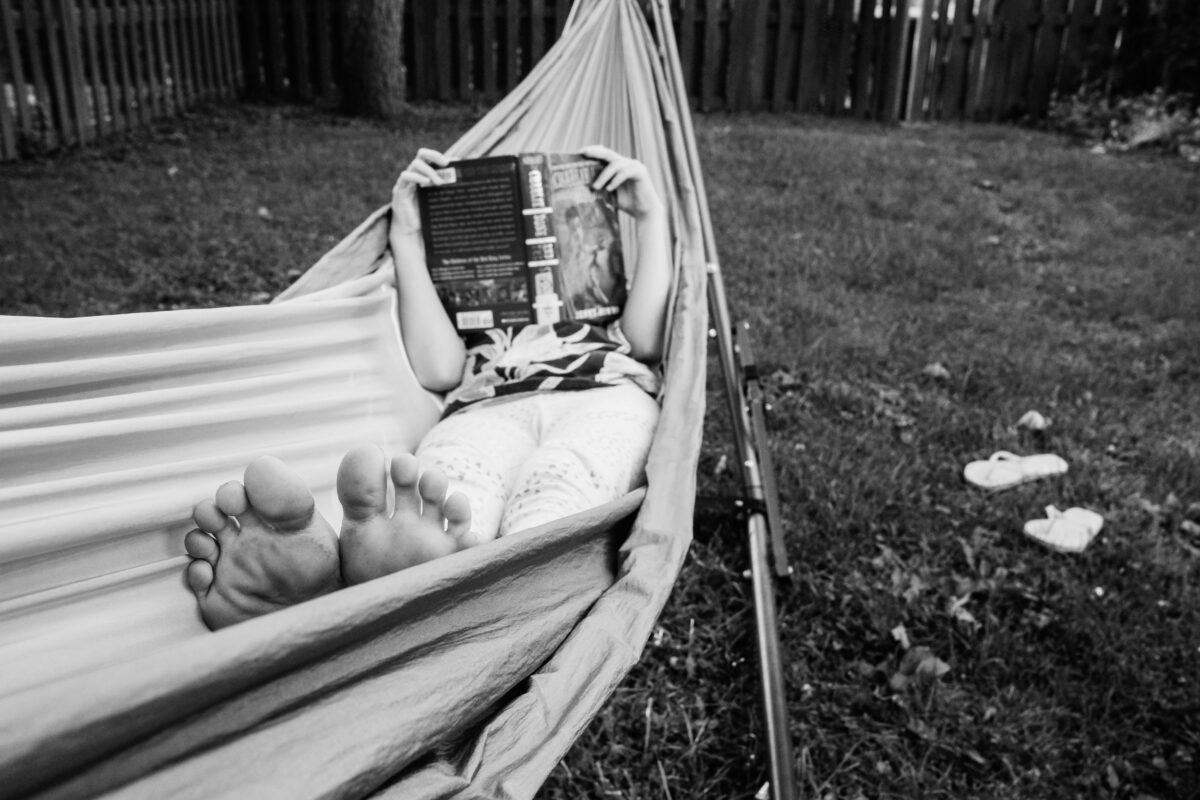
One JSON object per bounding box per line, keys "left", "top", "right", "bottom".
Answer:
{"left": 922, "top": 362, "right": 950, "bottom": 380}
{"left": 1016, "top": 410, "right": 1049, "bottom": 431}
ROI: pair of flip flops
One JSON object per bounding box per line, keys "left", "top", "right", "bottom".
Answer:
{"left": 964, "top": 451, "right": 1103, "bottom": 553}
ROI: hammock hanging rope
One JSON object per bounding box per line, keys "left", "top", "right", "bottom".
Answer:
{"left": 0, "top": 0, "right": 714, "bottom": 797}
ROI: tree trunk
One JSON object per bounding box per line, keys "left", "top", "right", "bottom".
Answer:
{"left": 340, "top": 0, "right": 406, "bottom": 118}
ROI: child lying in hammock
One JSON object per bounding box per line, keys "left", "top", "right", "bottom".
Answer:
{"left": 183, "top": 145, "right": 671, "bottom": 629}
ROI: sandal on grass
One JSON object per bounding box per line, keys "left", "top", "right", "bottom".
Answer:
{"left": 1023, "top": 505, "right": 1104, "bottom": 553}
{"left": 962, "top": 451, "right": 1068, "bottom": 491}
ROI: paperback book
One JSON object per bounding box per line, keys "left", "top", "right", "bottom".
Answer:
{"left": 417, "top": 152, "right": 626, "bottom": 333}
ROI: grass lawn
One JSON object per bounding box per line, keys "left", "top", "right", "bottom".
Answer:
{"left": 3, "top": 106, "right": 1198, "bottom": 799}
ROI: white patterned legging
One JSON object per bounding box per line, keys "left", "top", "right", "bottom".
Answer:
{"left": 415, "top": 383, "right": 660, "bottom": 540}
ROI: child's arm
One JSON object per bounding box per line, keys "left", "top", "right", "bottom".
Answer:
{"left": 581, "top": 145, "right": 672, "bottom": 364}
{"left": 389, "top": 148, "right": 467, "bottom": 392}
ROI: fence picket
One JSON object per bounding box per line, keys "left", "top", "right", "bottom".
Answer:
{"left": 481, "top": 0, "right": 497, "bottom": 100}
{"left": 1, "top": 0, "right": 35, "bottom": 140}
{"left": 770, "top": 0, "right": 795, "bottom": 111}
{"left": 725, "top": 0, "right": 764, "bottom": 111}
{"left": 291, "top": 0, "right": 311, "bottom": 99}
{"left": 938, "top": 0, "right": 969, "bottom": 119}
{"left": 58, "top": 0, "right": 91, "bottom": 141}
{"left": 701, "top": 0, "right": 720, "bottom": 111}
{"left": 829, "top": 0, "right": 856, "bottom": 116}
{"left": 964, "top": 0, "right": 991, "bottom": 118}
{"left": 434, "top": 3, "right": 451, "bottom": 100}
{"left": 146, "top": 0, "right": 166, "bottom": 114}
{"left": 201, "top": 0, "right": 221, "bottom": 98}
{"left": 34, "top": 0, "right": 72, "bottom": 144}
{"left": 221, "top": 0, "right": 238, "bottom": 96}
{"left": 263, "top": 0, "right": 283, "bottom": 97}
{"left": 505, "top": 0, "right": 519, "bottom": 92}
{"left": 850, "top": 0, "right": 876, "bottom": 117}
{"left": 883, "top": 0, "right": 908, "bottom": 120}
{"left": 313, "top": 0, "right": 330, "bottom": 98}
{"left": 531, "top": 0, "right": 545, "bottom": 67}
{"left": 1027, "top": 0, "right": 1068, "bottom": 116}
{"left": 0, "top": 57, "right": 15, "bottom": 157}
{"left": 123, "top": 0, "right": 148, "bottom": 123}
{"left": 797, "top": 0, "right": 821, "bottom": 111}
{"left": 77, "top": 0, "right": 106, "bottom": 136}
{"left": 1004, "top": 0, "right": 1039, "bottom": 116}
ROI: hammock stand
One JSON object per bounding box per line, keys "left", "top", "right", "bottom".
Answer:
{"left": 0, "top": 1, "right": 796, "bottom": 797}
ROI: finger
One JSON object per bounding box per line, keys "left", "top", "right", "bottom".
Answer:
{"left": 398, "top": 168, "right": 435, "bottom": 187}
{"left": 598, "top": 162, "right": 644, "bottom": 192}
{"left": 408, "top": 157, "right": 445, "bottom": 182}
{"left": 416, "top": 148, "right": 451, "bottom": 167}
{"left": 591, "top": 160, "right": 625, "bottom": 189}
{"left": 580, "top": 144, "right": 619, "bottom": 162}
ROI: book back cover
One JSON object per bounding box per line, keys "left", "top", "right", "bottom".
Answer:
{"left": 417, "top": 156, "right": 538, "bottom": 331}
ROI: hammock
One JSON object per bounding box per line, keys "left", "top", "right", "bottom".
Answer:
{"left": 0, "top": 1, "right": 721, "bottom": 797}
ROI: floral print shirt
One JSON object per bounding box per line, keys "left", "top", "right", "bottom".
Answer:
{"left": 442, "top": 320, "right": 661, "bottom": 417}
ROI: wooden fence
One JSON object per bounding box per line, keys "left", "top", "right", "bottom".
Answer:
{"left": 2, "top": 0, "right": 1131, "bottom": 161}
{"left": 0, "top": 0, "right": 240, "bottom": 158}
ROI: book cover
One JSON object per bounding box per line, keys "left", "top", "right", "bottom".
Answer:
{"left": 546, "top": 153, "right": 626, "bottom": 324}
{"left": 417, "top": 152, "right": 624, "bottom": 333}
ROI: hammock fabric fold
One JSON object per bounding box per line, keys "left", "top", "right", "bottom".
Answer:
{"left": 0, "top": 0, "right": 709, "bottom": 797}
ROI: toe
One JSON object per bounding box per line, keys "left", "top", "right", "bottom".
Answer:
{"left": 215, "top": 480, "right": 249, "bottom": 516}
{"left": 193, "top": 498, "right": 238, "bottom": 548}
{"left": 243, "top": 456, "right": 315, "bottom": 532}
{"left": 417, "top": 469, "right": 450, "bottom": 525}
{"left": 194, "top": 498, "right": 232, "bottom": 534}
{"left": 390, "top": 453, "right": 423, "bottom": 517}
{"left": 185, "top": 558, "right": 214, "bottom": 597}
{"left": 443, "top": 491, "right": 474, "bottom": 545}
{"left": 184, "top": 529, "right": 219, "bottom": 563}
{"left": 337, "top": 444, "right": 390, "bottom": 522}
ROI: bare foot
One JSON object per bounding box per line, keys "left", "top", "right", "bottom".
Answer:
{"left": 184, "top": 456, "right": 342, "bottom": 630}
{"left": 337, "top": 445, "right": 474, "bottom": 585}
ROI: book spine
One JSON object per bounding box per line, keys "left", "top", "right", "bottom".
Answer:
{"left": 517, "top": 152, "right": 563, "bottom": 325}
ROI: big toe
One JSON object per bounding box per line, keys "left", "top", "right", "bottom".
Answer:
{"left": 337, "top": 444, "right": 390, "bottom": 521}
{"left": 243, "top": 456, "right": 315, "bottom": 532}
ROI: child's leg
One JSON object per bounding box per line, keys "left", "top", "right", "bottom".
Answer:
{"left": 415, "top": 397, "right": 541, "bottom": 541}
{"left": 498, "top": 384, "right": 659, "bottom": 536}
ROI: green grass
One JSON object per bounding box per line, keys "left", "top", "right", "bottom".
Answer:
{"left": 3, "top": 106, "right": 1199, "bottom": 799}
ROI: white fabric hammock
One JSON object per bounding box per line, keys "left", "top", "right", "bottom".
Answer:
{"left": 0, "top": 1, "right": 710, "bottom": 796}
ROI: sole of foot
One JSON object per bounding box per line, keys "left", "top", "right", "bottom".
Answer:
{"left": 184, "top": 456, "right": 342, "bottom": 630}
{"left": 337, "top": 445, "right": 474, "bottom": 586}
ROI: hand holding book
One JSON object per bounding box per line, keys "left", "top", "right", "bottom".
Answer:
{"left": 391, "top": 148, "right": 452, "bottom": 237}
{"left": 579, "top": 145, "right": 665, "bottom": 222}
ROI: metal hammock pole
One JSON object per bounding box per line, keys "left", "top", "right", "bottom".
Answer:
{"left": 647, "top": 2, "right": 798, "bottom": 798}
